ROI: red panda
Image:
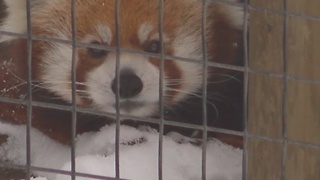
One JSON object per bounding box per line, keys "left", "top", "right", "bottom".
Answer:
{"left": 0, "top": 0, "right": 244, "bottom": 144}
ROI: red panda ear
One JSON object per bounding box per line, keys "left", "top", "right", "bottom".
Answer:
{"left": 208, "top": 0, "right": 245, "bottom": 31}
{"left": 0, "top": 0, "right": 45, "bottom": 43}
{"left": 224, "top": 3, "right": 246, "bottom": 30}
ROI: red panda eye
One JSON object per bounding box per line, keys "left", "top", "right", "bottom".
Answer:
{"left": 87, "top": 41, "right": 108, "bottom": 58}
{"left": 146, "top": 40, "right": 161, "bottom": 53}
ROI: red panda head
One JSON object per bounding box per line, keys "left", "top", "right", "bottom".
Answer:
{"left": 0, "top": 0, "right": 244, "bottom": 118}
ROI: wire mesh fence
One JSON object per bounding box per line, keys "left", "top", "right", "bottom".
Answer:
{"left": 0, "top": 0, "right": 319, "bottom": 180}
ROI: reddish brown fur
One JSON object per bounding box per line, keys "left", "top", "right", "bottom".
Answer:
{"left": 30, "top": 0, "right": 185, "bottom": 106}
{"left": 0, "top": 0, "right": 244, "bottom": 146}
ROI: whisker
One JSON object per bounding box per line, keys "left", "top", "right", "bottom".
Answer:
{"left": 2, "top": 61, "right": 26, "bottom": 82}
{"left": 0, "top": 82, "right": 27, "bottom": 96}
{"left": 34, "top": 81, "right": 89, "bottom": 87}
{"left": 166, "top": 88, "right": 202, "bottom": 98}
{"left": 165, "top": 88, "right": 219, "bottom": 118}
{"left": 165, "top": 73, "right": 242, "bottom": 84}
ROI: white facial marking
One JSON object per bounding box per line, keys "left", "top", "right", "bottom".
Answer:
{"left": 171, "top": 28, "right": 203, "bottom": 103}
{"left": 87, "top": 53, "right": 161, "bottom": 117}
{"left": 82, "top": 25, "right": 112, "bottom": 46}
{"left": 94, "top": 25, "right": 113, "bottom": 44}
{"left": 149, "top": 33, "right": 170, "bottom": 43}
{"left": 138, "top": 23, "right": 153, "bottom": 44}
{"left": 40, "top": 43, "right": 80, "bottom": 103}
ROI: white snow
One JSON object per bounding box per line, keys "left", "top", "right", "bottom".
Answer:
{"left": 0, "top": 121, "right": 242, "bottom": 180}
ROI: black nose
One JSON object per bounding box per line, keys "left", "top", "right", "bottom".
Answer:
{"left": 111, "top": 69, "right": 143, "bottom": 98}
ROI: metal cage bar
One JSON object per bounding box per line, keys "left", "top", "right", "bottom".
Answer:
{"left": 25, "top": 0, "right": 33, "bottom": 179}
{"left": 157, "top": 0, "right": 165, "bottom": 180}
{"left": 114, "top": 0, "right": 121, "bottom": 179}
{"left": 70, "top": 0, "right": 78, "bottom": 179}
{"left": 242, "top": 0, "right": 249, "bottom": 179}
{"left": 200, "top": 1, "right": 209, "bottom": 180}
{"left": 280, "top": 0, "right": 289, "bottom": 180}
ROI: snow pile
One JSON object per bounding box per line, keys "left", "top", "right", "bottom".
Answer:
{"left": 0, "top": 122, "right": 242, "bottom": 180}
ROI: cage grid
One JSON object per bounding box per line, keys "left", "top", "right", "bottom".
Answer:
{"left": 70, "top": 0, "right": 78, "bottom": 179}
{"left": 280, "top": 1, "right": 288, "bottom": 179}
{"left": 25, "top": 0, "right": 32, "bottom": 179}
{"left": 0, "top": 0, "right": 319, "bottom": 180}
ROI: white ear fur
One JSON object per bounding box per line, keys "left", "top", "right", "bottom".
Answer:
{"left": 220, "top": 0, "right": 247, "bottom": 30}
{"left": 0, "top": 0, "right": 44, "bottom": 43}
{"left": 209, "top": 0, "right": 249, "bottom": 30}
{"left": 226, "top": 5, "right": 246, "bottom": 30}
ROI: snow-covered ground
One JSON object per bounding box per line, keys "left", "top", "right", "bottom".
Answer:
{"left": 0, "top": 122, "right": 242, "bottom": 180}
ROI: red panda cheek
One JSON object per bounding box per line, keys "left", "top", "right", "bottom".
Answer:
{"left": 75, "top": 49, "right": 105, "bottom": 106}
{"left": 148, "top": 55, "right": 182, "bottom": 104}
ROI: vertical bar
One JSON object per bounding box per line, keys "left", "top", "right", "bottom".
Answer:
{"left": 280, "top": 1, "right": 288, "bottom": 180}
{"left": 157, "top": 0, "right": 165, "bottom": 180}
{"left": 70, "top": 0, "right": 77, "bottom": 179}
{"left": 25, "top": 0, "right": 33, "bottom": 179}
{"left": 242, "top": 0, "right": 249, "bottom": 179}
{"left": 114, "top": 0, "right": 121, "bottom": 179}
{"left": 200, "top": 1, "right": 208, "bottom": 180}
